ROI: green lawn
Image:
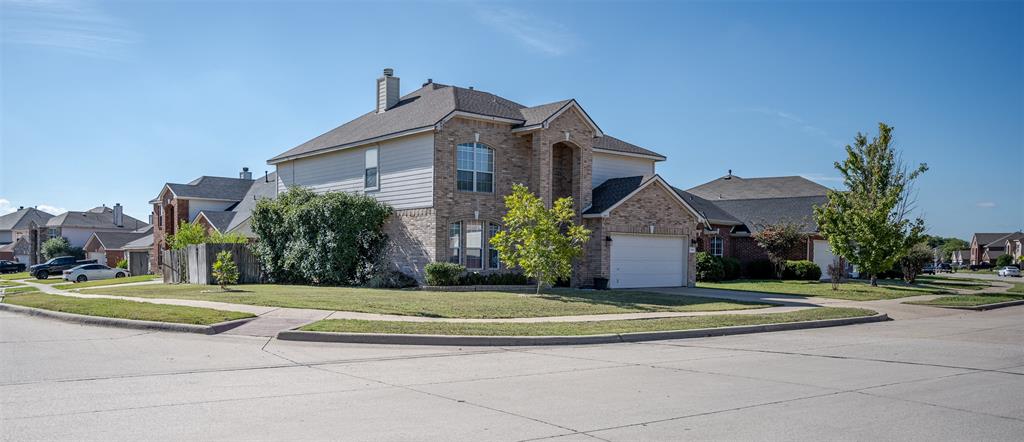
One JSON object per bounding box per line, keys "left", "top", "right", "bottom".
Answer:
{"left": 299, "top": 307, "right": 877, "bottom": 336}
{"left": 2, "top": 292, "right": 254, "bottom": 325}
{"left": 697, "top": 279, "right": 950, "bottom": 301}
{"left": 912, "top": 278, "right": 991, "bottom": 291}
{"left": 1, "top": 272, "right": 31, "bottom": 281}
{"left": 0, "top": 280, "right": 21, "bottom": 287}
{"left": 57, "top": 275, "right": 160, "bottom": 289}
{"left": 26, "top": 278, "right": 70, "bottom": 285}
{"left": 81, "top": 284, "right": 769, "bottom": 319}
{"left": 1, "top": 286, "right": 38, "bottom": 295}
{"left": 906, "top": 294, "right": 1024, "bottom": 308}
{"left": 1006, "top": 282, "right": 1024, "bottom": 294}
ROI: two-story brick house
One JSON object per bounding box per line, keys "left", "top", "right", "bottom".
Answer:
{"left": 268, "top": 69, "right": 706, "bottom": 288}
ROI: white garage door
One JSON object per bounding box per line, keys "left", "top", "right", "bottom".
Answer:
{"left": 88, "top": 252, "right": 106, "bottom": 265}
{"left": 812, "top": 240, "right": 834, "bottom": 280}
{"left": 610, "top": 234, "right": 685, "bottom": 288}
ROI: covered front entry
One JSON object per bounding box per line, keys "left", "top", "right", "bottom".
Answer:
{"left": 609, "top": 234, "right": 686, "bottom": 288}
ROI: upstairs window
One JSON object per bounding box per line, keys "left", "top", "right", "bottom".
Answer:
{"left": 456, "top": 143, "right": 493, "bottom": 193}
{"left": 364, "top": 148, "right": 379, "bottom": 190}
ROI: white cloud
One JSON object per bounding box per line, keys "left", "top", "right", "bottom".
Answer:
{"left": 0, "top": 199, "right": 67, "bottom": 215}
{"left": 976, "top": 202, "right": 997, "bottom": 208}
{"left": 1, "top": 0, "right": 138, "bottom": 59}
{"left": 475, "top": 7, "right": 578, "bottom": 56}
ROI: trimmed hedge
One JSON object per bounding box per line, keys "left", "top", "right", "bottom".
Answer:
{"left": 696, "top": 252, "right": 724, "bottom": 282}
{"left": 743, "top": 259, "right": 775, "bottom": 279}
{"left": 424, "top": 262, "right": 464, "bottom": 286}
{"left": 459, "top": 272, "right": 529, "bottom": 286}
{"left": 363, "top": 270, "right": 418, "bottom": 289}
{"left": 783, "top": 260, "right": 822, "bottom": 280}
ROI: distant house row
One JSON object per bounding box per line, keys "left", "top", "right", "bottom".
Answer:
{"left": 960, "top": 232, "right": 1024, "bottom": 266}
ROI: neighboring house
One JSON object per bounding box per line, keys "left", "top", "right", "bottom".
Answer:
{"left": 149, "top": 168, "right": 278, "bottom": 272}
{"left": 122, "top": 233, "right": 155, "bottom": 276}
{"left": 969, "top": 232, "right": 1017, "bottom": 265}
{"left": 950, "top": 249, "right": 971, "bottom": 267}
{"left": 682, "top": 172, "right": 836, "bottom": 279}
{"left": 0, "top": 207, "right": 55, "bottom": 265}
{"left": 266, "top": 69, "right": 706, "bottom": 288}
{"left": 1009, "top": 237, "right": 1024, "bottom": 264}
{"left": 986, "top": 232, "right": 1024, "bottom": 264}
{"left": 46, "top": 204, "right": 149, "bottom": 249}
{"left": 83, "top": 226, "right": 153, "bottom": 270}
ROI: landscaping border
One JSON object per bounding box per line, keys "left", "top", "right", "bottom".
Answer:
{"left": 276, "top": 312, "right": 890, "bottom": 346}
{"left": 420, "top": 285, "right": 536, "bottom": 292}
{"left": 0, "top": 302, "right": 255, "bottom": 334}
{"left": 926, "top": 299, "right": 1024, "bottom": 311}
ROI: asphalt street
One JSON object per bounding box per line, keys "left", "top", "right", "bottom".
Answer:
{"left": 2, "top": 306, "right": 1022, "bottom": 441}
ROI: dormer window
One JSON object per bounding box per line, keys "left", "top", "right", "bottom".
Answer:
{"left": 364, "top": 148, "right": 379, "bottom": 190}
{"left": 456, "top": 143, "right": 493, "bottom": 193}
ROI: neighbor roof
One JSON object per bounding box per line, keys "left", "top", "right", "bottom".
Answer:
{"left": 196, "top": 211, "right": 236, "bottom": 233}
{"left": 585, "top": 176, "right": 644, "bottom": 214}
{"left": 122, "top": 234, "right": 153, "bottom": 251}
{"left": 687, "top": 175, "right": 830, "bottom": 201}
{"left": 194, "top": 172, "right": 278, "bottom": 234}
{"left": 47, "top": 207, "right": 148, "bottom": 231}
{"left": 164, "top": 176, "right": 255, "bottom": 201}
{"left": 709, "top": 195, "right": 829, "bottom": 234}
{"left": 0, "top": 207, "right": 54, "bottom": 231}
{"left": 672, "top": 188, "right": 741, "bottom": 225}
{"left": 268, "top": 82, "right": 657, "bottom": 164}
{"left": 973, "top": 232, "right": 1013, "bottom": 246}
{"left": 89, "top": 231, "right": 151, "bottom": 251}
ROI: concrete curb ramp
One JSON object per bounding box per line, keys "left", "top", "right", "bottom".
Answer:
{"left": 276, "top": 313, "right": 890, "bottom": 346}
{"left": 936, "top": 299, "right": 1024, "bottom": 311}
{"left": 0, "top": 303, "right": 254, "bottom": 335}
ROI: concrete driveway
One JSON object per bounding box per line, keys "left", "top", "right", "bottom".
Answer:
{"left": 2, "top": 304, "right": 1022, "bottom": 440}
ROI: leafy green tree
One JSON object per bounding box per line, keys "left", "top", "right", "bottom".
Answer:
{"left": 166, "top": 221, "right": 208, "bottom": 250}
{"left": 41, "top": 237, "right": 71, "bottom": 260}
{"left": 212, "top": 250, "right": 240, "bottom": 290}
{"left": 995, "top": 254, "right": 1013, "bottom": 267}
{"left": 752, "top": 223, "right": 806, "bottom": 279}
{"left": 899, "top": 243, "right": 933, "bottom": 283}
{"left": 491, "top": 184, "right": 590, "bottom": 294}
{"left": 209, "top": 230, "right": 249, "bottom": 244}
{"left": 250, "top": 186, "right": 393, "bottom": 285}
{"left": 814, "top": 123, "right": 928, "bottom": 286}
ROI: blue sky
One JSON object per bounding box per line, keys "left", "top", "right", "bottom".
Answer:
{"left": 1, "top": 0, "right": 1021, "bottom": 240}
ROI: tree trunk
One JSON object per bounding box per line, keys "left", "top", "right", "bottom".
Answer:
{"left": 535, "top": 273, "right": 543, "bottom": 295}
{"left": 870, "top": 275, "right": 878, "bottom": 287}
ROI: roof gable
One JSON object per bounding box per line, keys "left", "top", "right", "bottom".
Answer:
{"left": 584, "top": 175, "right": 704, "bottom": 222}
{"left": 687, "top": 175, "right": 830, "bottom": 201}
{"left": 0, "top": 207, "right": 54, "bottom": 231}
{"left": 47, "top": 207, "right": 149, "bottom": 230}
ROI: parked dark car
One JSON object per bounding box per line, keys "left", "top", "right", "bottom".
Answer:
{"left": 28, "top": 256, "right": 97, "bottom": 279}
{"left": 937, "top": 263, "right": 952, "bottom": 273}
{"left": 921, "top": 264, "right": 936, "bottom": 275}
{"left": 0, "top": 260, "right": 27, "bottom": 274}
{"left": 969, "top": 262, "right": 994, "bottom": 271}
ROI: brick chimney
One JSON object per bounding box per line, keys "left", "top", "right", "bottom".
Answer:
{"left": 376, "top": 68, "right": 400, "bottom": 113}
{"left": 240, "top": 167, "right": 252, "bottom": 180}
{"left": 113, "top": 203, "right": 124, "bottom": 227}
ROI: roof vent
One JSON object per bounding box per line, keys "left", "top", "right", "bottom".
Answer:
{"left": 240, "top": 167, "right": 252, "bottom": 180}
{"left": 725, "top": 169, "right": 733, "bottom": 180}
{"left": 377, "top": 68, "right": 400, "bottom": 113}
{"left": 422, "top": 78, "right": 433, "bottom": 87}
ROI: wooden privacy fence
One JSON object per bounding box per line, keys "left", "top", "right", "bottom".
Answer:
{"left": 161, "top": 243, "right": 263, "bottom": 285}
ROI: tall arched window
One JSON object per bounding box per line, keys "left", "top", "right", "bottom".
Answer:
{"left": 456, "top": 142, "right": 494, "bottom": 193}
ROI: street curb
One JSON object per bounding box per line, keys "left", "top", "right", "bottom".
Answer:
{"left": 0, "top": 302, "right": 255, "bottom": 335}
{"left": 276, "top": 313, "right": 890, "bottom": 346}
{"left": 937, "top": 299, "right": 1024, "bottom": 311}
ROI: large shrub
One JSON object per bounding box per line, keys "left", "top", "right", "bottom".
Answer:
{"left": 41, "top": 237, "right": 71, "bottom": 260}
{"left": 995, "top": 254, "right": 1013, "bottom": 267}
{"left": 363, "top": 270, "right": 418, "bottom": 289}
{"left": 250, "top": 187, "right": 393, "bottom": 285}
{"left": 720, "top": 257, "right": 742, "bottom": 281}
{"left": 424, "top": 262, "right": 464, "bottom": 286}
{"left": 459, "top": 271, "right": 529, "bottom": 286}
{"left": 743, "top": 259, "right": 776, "bottom": 279}
{"left": 783, "top": 260, "right": 822, "bottom": 280}
{"left": 695, "top": 252, "right": 725, "bottom": 282}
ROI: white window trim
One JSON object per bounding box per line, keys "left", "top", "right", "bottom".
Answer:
{"left": 456, "top": 142, "right": 494, "bottom": 193}
{"left": 464, "top": 221, "right": 484, "bottom": 270}
{"left": 364, "top": 147, "right": 379, "bottom": 191}
{"left": 710, "top": 236, "right": 724, "bottom": 257}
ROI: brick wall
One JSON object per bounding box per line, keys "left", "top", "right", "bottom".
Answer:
{"left": 383, "top": 208, "right": 436, "bottom": 280}
{"left": 150, "top": 192, "right": 189, "bottom": 275}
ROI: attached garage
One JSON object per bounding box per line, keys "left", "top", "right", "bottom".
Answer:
{"left": 812, "top": 239, "right": 834, "bottom": 280}
{"left": 609, "top": 234, "right": 686, "bottom": 288}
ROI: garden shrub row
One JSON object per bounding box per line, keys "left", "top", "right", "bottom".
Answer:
{"left": 424, "top": 262, "right": 528, "bottom": 286}
{"left": 698, "top": 253, "right": 821, "bottom": 282}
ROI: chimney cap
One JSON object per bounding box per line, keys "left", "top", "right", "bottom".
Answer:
{"left": 383, "top": 68, "right": 394, "bottom": 77}
{"left": 243, "top": 167, "right": 249, "bottom": 172}
{"left": 422, "top": 78, "right": 433, "bottom": 87}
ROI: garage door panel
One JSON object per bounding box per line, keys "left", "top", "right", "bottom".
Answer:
{"left": 610, "top": 234, "right": 686, "bottom": 289}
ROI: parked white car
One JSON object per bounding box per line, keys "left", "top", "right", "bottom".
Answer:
{"left": 63, "top": 264, "right": 130, "bottom": 283}
{"left": 997, "top": 266, "right": 1021, "bottom": 277}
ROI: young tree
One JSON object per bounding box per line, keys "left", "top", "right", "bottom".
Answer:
{"left": 899, "top": 243, "right": 933, "bottom": 283}
{"left": 41, "top": 237, "right": 72, "bottom": 260}
{"left": 491, "top": 184, "right": 591, "bottom": 294}
{"left": 211, "top": 250, "right": 240, "bottom": 290}
{"left": 752, "top": 223, "right": 805, "bottom": 279}
{"left": 814, "top": 123, "right": 928, "bottom": 286}
{"left": 166, "top": 221, "right": 208, "bottom": 250}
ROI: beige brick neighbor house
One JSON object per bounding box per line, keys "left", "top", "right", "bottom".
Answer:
{"left": 268, "top": 69, "right": 706, "bottom": 288}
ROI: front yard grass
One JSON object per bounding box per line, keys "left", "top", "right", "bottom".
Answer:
{"left": 697, "top": 279, "right": 950, "bottom": 301}
{"left": 57, "top": 275, "right": 160, "bottom": 289}
{"left": 0, "top": 272, "right": 30, "bottom": 281}
{"left": 1, "top": 286, "right": 38, "bottom": 295}
{"left": 299, "top": 307, "right": 877, "bottom": 336}
{"left": 2, "top": 292, "right": 254, "bottom": 325}
{"left": 907, "top": 282, "right": 1024, "bottom": 308}
{"left": 81, "top": 284, "right": 769, "bottom": 319}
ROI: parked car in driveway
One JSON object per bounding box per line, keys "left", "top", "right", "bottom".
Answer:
{"left": 997, "top": 266, "right": 1021, "bottom": 277}
{"left": 921, "top": 264, "right": 936, "bottom": 275}
{"left": 937, "top": 263, "right": 952, "bottom": 273}
{"left": 0, "top": 260, "right": 26, "bottom": 274}
{"left": 969, "top": 262, "right": 993, "bottom": 271}
{"left": 63, "top": 264, "right": 130, "bottom": 283}
{"left": 28, "top": 256, "right": 97, "bottom": 279}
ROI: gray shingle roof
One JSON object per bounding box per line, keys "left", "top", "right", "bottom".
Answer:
{"left": 687, "top": 175, "right": 830, "bottom": 201}
{"left": 166, "top": 176, "right": 255, "bottom": 201}
{"left": 672, "top": 188, "right": 741, "bottom": 224}
{"left": 91, "top": 231, "right": 151, "bottom": 250}
{"left": 197, "top": 211, "right": 237, "bottom": 233}
{"left": 47, "top": 207, "right": 148, "bottom": 230}
{"left": 973, "top": 232, "right": 1014, "bottom": 246}
{"left": 709, "top": 195, "right": 828, "bottom": 233}
{"left": 224, "top": 172, "right": 277, "bottom": 232}
{"left": 122, "top": 234, "right": 153, "bottom": 250}
{"left": 268, "top": 83, "right": 657, "bottom": 163}
{"left": 0, "top": 207, "right": 54, "bottom": 231}
{"left": 989, "top": 232, "right": 1024, "bottom": 247}
{"left": 593, "top": 135, "right": 665, "bottom": 159}
{"left": 584, "top": 176, "right": 644, "bottom": 214}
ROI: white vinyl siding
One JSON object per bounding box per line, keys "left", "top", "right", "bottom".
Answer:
{"left": 186, "top": 200, "right": 236, "bottom": 221}
{"left": 592, "top": 152, "right": 655, "bottom": 187}
{"left": 276, "top": 132, "right": 434, "bottom": 209}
